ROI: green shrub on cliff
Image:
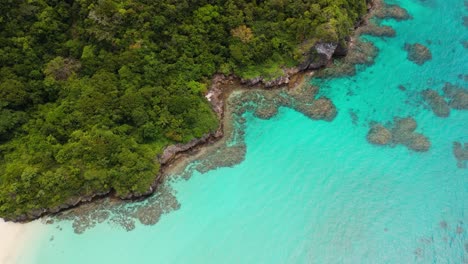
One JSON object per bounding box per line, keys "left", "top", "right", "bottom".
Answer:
{"left": 0, "top": 0, "right": 368, "bottom": 220}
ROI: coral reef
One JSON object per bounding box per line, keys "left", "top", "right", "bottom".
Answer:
{"left": 373, "top": 0, "right": 411, "bottom": 21}
{"left": 453, "top": 141, "right": 468, "bottom": 168}
{"left": 49, "top": 183, "right": 180, "bottom": 234}
{"left": 318, "top": 38, "right": 379, "bottom": 77}
{"left": 443, "top": 83, "right": 468, "bottom": 110}
{"left": 421, "top": 89, "right": 450, "bottom": 117}
{"left": 367, "top": 117, "right": 431, "bottom": 152}
{"left": 357, "top": 20, "right": 396, "bottom": 37}
{"left": 404, "top": 43, "right": 432, "bottom": 65}
{"left": 367, "top": 125, "right": 392, "bottom": 145}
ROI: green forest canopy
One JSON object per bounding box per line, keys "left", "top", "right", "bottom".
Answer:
{"left": 0, "top": 0, "right": 368, "bottom": 220}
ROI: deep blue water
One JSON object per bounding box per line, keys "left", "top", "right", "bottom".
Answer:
{"left": 21, "top": 0, "right": 468, "bottom": 263}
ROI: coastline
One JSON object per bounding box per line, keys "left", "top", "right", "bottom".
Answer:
{"left": 2, "top": 0, "right": 411, "bottom": 223}
{"left": 0, "top": 219, "right": 42, "bottom": 264}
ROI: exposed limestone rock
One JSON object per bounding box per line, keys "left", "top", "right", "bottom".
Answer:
{"left": 421, "top": 89, "right": 450, "bottom": 117}
{"left": 297, "top": 42, "right": 337, "bottom": 71}
{"left": 405, "top": 43, "right": 432, "bottom": 65}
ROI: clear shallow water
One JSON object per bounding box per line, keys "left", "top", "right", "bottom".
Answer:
{"left": 24, "top": 0, "right": 467, "bottom": 263}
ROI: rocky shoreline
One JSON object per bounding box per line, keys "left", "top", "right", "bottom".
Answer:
{"left": 4, "top": 0, "right": 411, "bottom": 223}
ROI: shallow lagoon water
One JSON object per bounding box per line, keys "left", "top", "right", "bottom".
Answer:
{"left": 23, "top": 0, "right": 467, "bottom": 263}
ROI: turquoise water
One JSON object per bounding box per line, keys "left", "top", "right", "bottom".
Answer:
{"left": 24, "top": 0, "right": 467, "bottom": 263}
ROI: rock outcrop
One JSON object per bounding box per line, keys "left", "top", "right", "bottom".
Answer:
{"left": 357, "top": 21, "right": 396, "bottom": 37}
{"left": 299, "top": 42, "right": 338, "bottom": 71}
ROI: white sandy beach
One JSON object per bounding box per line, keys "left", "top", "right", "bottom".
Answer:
{"left": 0, "top": 219, "right": 41, "bottom": 264}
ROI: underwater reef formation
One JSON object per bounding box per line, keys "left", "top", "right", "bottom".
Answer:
{"left": 404, "top": 43, "right": 432, "bottom": 65}
{"left": 443, "top": 83, "right": 468, "bottom": 110}
{"left": 414, "top": 219, "right": 466, "bottom": 261}
{"left": 48, "top": 183, "right": 180, "bottom": 234}
{"left": 367, "top": 125, "right": 393, "bottom": 145}
{"left": 356, "top": 21, "right": 396, "bottom": 37}
{"left": 367, "top": 117, "right": 431, "bottom": 152}
{"left": 453, "top": 142, "right": 468, "bottom": 168}
{"left": 422, "top": 89, "right": 450, "bottom": 117}
{"left": 319, "top": 0, "right": 410, "bottom": 78}
{"left": 373, "top": 0, "right": 411, "bottom": 20}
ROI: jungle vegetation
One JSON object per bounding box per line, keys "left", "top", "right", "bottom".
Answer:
{"left": 0, "top": 0, "right": 368, "bottom": 219}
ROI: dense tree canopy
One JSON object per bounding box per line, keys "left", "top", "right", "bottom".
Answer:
{"left": 0, "top": 0, "right": 368, "bottom": 219}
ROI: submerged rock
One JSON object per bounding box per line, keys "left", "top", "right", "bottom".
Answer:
{"left": 367, "top": 125, "right": 392, "bottom": 145}
{"left": 405, "top": 43, "right": 432, "bottom": 65}
{"left": 421, "top": 89, "right": 450, "bottom": 117}
{"left": 443, "top": 83, "right": 468, "bottom": 110}
{"left": 453, "top": 141, "right": 468, "bottom": 168}
{"left": 367, "top": 117, "right": 431, "bottom": 152}
{"left": 358, "top": 21, "right": 396, "bottom": 37}
{"left": 406, "top": 133, "right": 431, "bottom": 152}
{"left": 374, "top": 3, "right": 411, "bottom": 21}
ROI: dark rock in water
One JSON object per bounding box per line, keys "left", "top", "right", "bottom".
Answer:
{"left": 398, "top": 85, "right": 407, "bottom": 91}
{"left": 404, "top": 43, "right": 432, "bottom": 65}
{"left": 464, "top": 16, "right": 468, "bottom": 28}
{"left": 443, "top": 83, "right": 468, "bottom": 110}
{"left": 299, "top": 42, "right": 338, "bottom": 70}
{"left": 367, "top": 117, "right": 431, "bottom": 152}
{"left": 334, "top": 41, "right": 349, "bottom": 57}
{"left": 367, "top": 125, "right": 392, "bottom": 145}
{"left": 421, "top": 89, "right": 450, "bottom": 117}
{"left": 453, "top": 141, "right": 468, "bottom": 168}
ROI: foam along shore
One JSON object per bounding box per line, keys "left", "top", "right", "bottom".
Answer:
{"left": 0, "top": 219, "right": 42, "bottom": 264}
